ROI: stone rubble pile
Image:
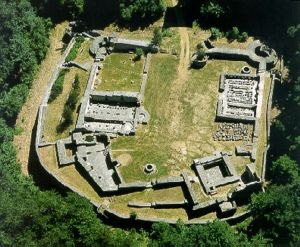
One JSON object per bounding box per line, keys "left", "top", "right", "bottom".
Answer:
{"left": 213, "top": 122, "right": 250, "bottom": 141}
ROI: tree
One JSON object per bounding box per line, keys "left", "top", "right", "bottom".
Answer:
{"left": 119, "top": 0, "right": 165, "bottom": 23}
{"left": 200, "top": 0, "right": 225, "bottom": 19}
{"left": 237, "top": 32, "right": 248, "bottom": 42}
{"left": 287, "top": 24, "right": 300, "bottom": 38}
{"left": 152, "top": 27, "right": 162, "bottom": 46}
{"left": 210, "top": 27, "right": 223, "bottom": 40}
{"left": 249, "top": 180, "right": 300, "bottom": 245}
{"left": 135, "top": 48, "right": 144, "bottom": 60}
{"left": 149, "top": 220, "right": 267, "bottom": 246}
{"left": 227, "top": 26, "right": 240, "bottom": 40}
{"left": 31, "top": 0, "right": 84, "bottom": 20}
{"left": 196, "top": 49, "right": 206, "bottom": 60}
{"left": 271, "top": 155, "right": 299, "bottom": 184}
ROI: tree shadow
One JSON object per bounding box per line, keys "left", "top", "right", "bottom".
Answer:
{"left": 163, "top": 4, "right": 192, "bottom": 29}
{"left": 28, "top": 114, "right": 69, "bottom": 194}
{"left": 82, "top": 0, "right": 119, "bottom": 29}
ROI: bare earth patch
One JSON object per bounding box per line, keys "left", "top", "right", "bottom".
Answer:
{"left": 116, "top": 154, "right": 133, "bottom": 166}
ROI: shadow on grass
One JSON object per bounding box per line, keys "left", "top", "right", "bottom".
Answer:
{"left": 28, "top": 113, "right": 69, "bottom": 194}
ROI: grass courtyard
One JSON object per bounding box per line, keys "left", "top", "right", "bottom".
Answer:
{"left": 112, "top": 54, "right": 253, "bottom": 183}
{"left": 95, "top": 53, "right": 144, "bottom": 92}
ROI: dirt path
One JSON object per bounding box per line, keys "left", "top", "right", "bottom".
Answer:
{"left": 168, "top": 0, "right": 190, "bottom": 135}
{"left": 14, "top": 22, "right": 68, "bottom": 176}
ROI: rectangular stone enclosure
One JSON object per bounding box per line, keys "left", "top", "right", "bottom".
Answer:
{"left": 217, "top": 73, "right": 260, "bottom": 122}
{"left": 193, "top": 153, "right": 240, "bottom": 195}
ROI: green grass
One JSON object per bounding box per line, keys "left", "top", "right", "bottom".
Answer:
{"left": 95, "top": 53, "right": 144, "bottom": 92}
{"left": 74, "top": 39, "right": 93, "bottom": 64}
{"left": 65, "top": 37, "right": 85, "bottom": 62}
{"left": 112, "top": 56, "right": 254, "bottom": 183}
{"left": 44, "top": 68, "right": 89, "bottom": 142}
{"left": 48, "top": 69, "right": 68, "bottom": 102}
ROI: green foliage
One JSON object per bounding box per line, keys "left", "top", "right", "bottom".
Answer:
{"left": 210, "top": 27, "right": 223, "bottom": 40}
{"left": 195, "top": 43, "right": 206, "bottom": 60}
{"left": 31, "top": 0, "right": 84, "bottom": 21}
{"left": 200, "top": 0, "right": 225, "bottom": 19}
{"left": 66, "top": 74, "right": 80, "bottom": 110}
{"left": 271, "top": 155, "right": 299, "bottom": 184}
{"left": 226, "top": 26, "right": 240, "bottom": 40}
{"left": 48, "top": 69, "right": 68, "bottom": 103}
{"left": 0, "top": 84, "right": 29, "bottom": 120}
{"left": 130, "top": 211, "right": 137, "bottom": 220}
{"left": 237, "top": 32, "right": 249, "bottom": 42}
{"left": 65, "top": 36, "right": 84, "bottom": 62}
{"left": 196, "top": 49, "right": 206, "bottom": 60}
{"left": 0, "top": 0, "right": 50, "bottom": 121}
{"left": 287, "top": 24, "right": 300, "bottom": 38}
{"left": 162, "top": 28, "right": 173, "bottom": 38}
{"left": 226, "top": 27, "right": 248, "bottom": 42}
{"left": 120, "top": 0, "right": 165, "bottom": 23}
{"left": 135, "top": 48, "right": 144, "bottom": 60}
{"left": 249, "top": 180, "right": 300, "bottom": 245}
{"left": 192, "top": 20, "right": 200, "bottom": 29}
{"left": 57, "top": 74, "right": 80, "bottom": 132}
{"left": 152, "top": 27, "right": 163, "bottom": 46}
{"left": 149, "top": 220, "right": 267, "bottom": 246}
{"left": 60, "top": 0, "right": 84, "bottom": 19}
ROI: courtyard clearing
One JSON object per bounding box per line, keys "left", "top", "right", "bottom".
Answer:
{"left": 112, "top": 55, "right": 254, "bottom": 182}
{"left": 95, "top": 53, "right": 144, "bottom": 92}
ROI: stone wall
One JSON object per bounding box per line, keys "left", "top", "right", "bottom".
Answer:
{"left": 205, "top": 40, "right": 277, "bottom": 72}
{"left": 140, "top": 53, "right": 152, "bottom": 99}
{"left": 261, "top": 72, "right": 277, "bottom": 180}
{"left": 90, "top": 91, "right": 141, "bottom": 105}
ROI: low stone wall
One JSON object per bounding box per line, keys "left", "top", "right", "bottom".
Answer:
{"left": 42, "top": 37, "right": 76, "bottom": 106}
{"left": 140, "top": 53, "right": 152, "bottom": 99}
{"left": 152, "top": 176, "right": 184, "bottom": 187}
{"left": 76, "top": 63, "right": 100, "bottom": 129}
{"left": 63, "top": 61, "right": 88, "bottom": 71}
{"left": 100, "top": 206, "right": 251, "bottom": 225}
{"left": 36, "top": 105, "right": 47, "bottom": 146}
{"left": 114, "top": 166, "right": 124, "bottom": 184}
{"left": 205, "top": 40, "right": 277, "bottom": 72}
{"left": 118, "top": 181, "right": 152, "bottom": 191}
{"left": 56, "top": 138, "right": 75, "bottom": 166}
{"left": 182, "top": 172, "right": 198, "bottom": 205}
{"left": 36, "top": 37, "right": 77, "bottom": 146}
{"left": 90, "top": 91, "right": 141, "bottom": 105}
{"left": 192, "top": 199, "right": 217, "bottom": 211}
{"left": 261, "top": 72, "right": 276, "bottom": 180}
{"left": 35, "top": 36, "right": 104, "bottom": 213}
{"left": 128, "top": 200, "right": 188, "bottom": 208}
{"left": 113, "top": 38, "right": 155, "bottom": 53}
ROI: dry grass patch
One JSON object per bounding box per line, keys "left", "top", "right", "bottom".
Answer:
{"left": 14, "top": 22, "right": 69, "bottom": 175}
{"left": 109, "top": 185, "right": 188, "bottom": 220}
{"left": 39, "top": 146, "right": 103, "bottom": 203}
{"left": 211, "top": 37, "right": 255, "bottom": 49}
{"left": 188, "top": 28, "right": 254, "bottom": 52}
{"left": 191, "top": 182, "right": 210, "bottom": 202}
